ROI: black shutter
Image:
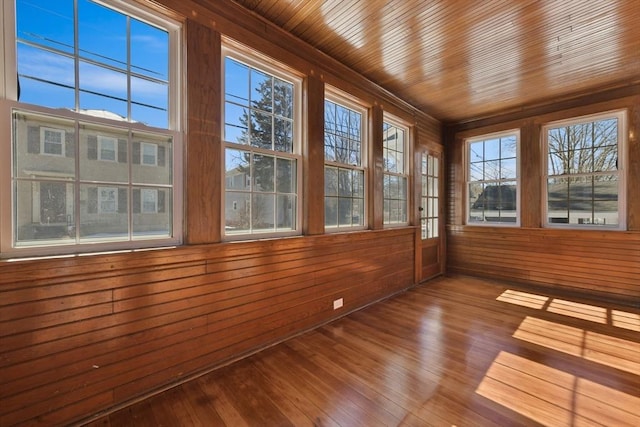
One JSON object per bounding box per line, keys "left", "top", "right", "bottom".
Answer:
{"left": 27, "top": 126, "right": 40, "bottom": 154}
{"left": 88, "top": 187, "right": 98, "bottom": 214}
{"left": 158, "top": 146, "right": 166, "bottom": 167}
{"left": 133, "top": 189, "right": 141, "bottom": 213}
{"left": 118, "top": 188, "right": 128, "bottom": 213}
{"left": 65, "top": 131, "right": 75, "bottom": 158}
{"left": 117, "top": 139, "right": 127, "bottom": 163}
{"left": 87, "top": 135, "right": 97, "bottom": 160}
{"left": 158, "top": 190, "right": 166, "bottom": 213}
{"left": 132, "top": 142, "right": 140, "bottom": 164}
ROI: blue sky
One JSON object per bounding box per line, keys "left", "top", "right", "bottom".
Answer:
{"left": 16, "top": 0, "right": 169, "bottom": 128}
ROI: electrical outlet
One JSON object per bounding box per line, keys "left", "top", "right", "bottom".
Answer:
{"left": 333, "top": 298, "right": 343, "bottom": 310}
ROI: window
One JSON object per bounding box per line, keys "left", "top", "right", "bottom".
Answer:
{"left": 421, "top": 153, "right": 439, "bottom": 239}
{"left": 41, "top": 127, "right": 65, "bottom": 156}
{"left": 141, "top": 188, "right": 158, "bottom": 213}
{"left": 383, "top": 118, "right": 408, "bottom": 226}
{"left": 467, "top": 131, "right": 519, "bottom": 225}
{"left": 98, "top": 187, "right": 118, "bottom": 213}
{"left": 222, "top": 42, "right": 301, "bottom": 237}
{"left": 1, "top": 0, "right": 182, "bottom": 256}
{"left": 543, "top": 111, "right": 625, "bottom": 229}
{"left": 324, "top": 89, "right": 367, "bottom": 229}
{"left": 141, "top": 142, "right": 158, "bottom": 166}
{"left": 98, "top": 136, "right": 117, "bottom": 161}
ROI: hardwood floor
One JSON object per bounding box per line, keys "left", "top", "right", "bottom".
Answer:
{"left": 83, "top": 275, "right": 640, "bottom": 427}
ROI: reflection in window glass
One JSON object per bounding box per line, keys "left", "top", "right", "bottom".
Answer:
{"left": 223, "top": 52, "right": 299, "bottom": 236}
{"left": 545, "top": 113, "right": 623, "bottom": 227}
{"left": 324, "top": 96, "right": 366, "bottom": 229}
{"left": 467, "top": 132, "right": 519, "bottom": 225}
{"left": 383, "top": 120, "right": 408, "bottom": 226}
{"left": 15, "top": 0, "right": 171, "bottom": 128}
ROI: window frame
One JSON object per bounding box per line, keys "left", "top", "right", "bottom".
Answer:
{"left": 221, "top": 39, "right": 303, "bottom": 240}
{"left": 323, "top": 85, "right": 369, "bottom": 232}
{"left": 541, "top": 110, "right": 626, "bottom": 230}
{"left": 382, "top": 114, "right": 410, "bottom": 227}
{"left": 0, "top": 0, "right": 183, "bottom": 258}
{"left": 465, "top": 129, "right": 521, "bottom": 227}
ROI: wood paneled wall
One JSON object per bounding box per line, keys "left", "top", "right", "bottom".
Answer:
{"left": 446, "top": 92, "right": 640, "bottom": 303}
{"left": 0, "top": 230, "right": 415, "bottom": 426}
{"left": 0, "top": 0, "right": 439, "bottom": 425}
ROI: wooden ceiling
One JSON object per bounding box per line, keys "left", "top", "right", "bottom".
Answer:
{"left": 231, "top": 0, "right": 640, "bottom": 124}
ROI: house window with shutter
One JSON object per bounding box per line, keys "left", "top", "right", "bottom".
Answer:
{"left": 1, "top": 0, "right": 182, "bottom": 257}
{"left": 41, "top": 127, "right": 65, "bottom": 156}
{"left": 98, "top": 136, "right": 117, "bottom": 162}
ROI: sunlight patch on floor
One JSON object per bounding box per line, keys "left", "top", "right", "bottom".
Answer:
{"left": 513, "top": 316, "right": 640, "bottom": 375}
{"left": 476, "top": 351, "right": 640, "bottom": 427}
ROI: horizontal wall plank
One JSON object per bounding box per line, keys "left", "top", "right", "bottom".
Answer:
{"left": 0, "top": 229, "right": 416, "bottom": 426}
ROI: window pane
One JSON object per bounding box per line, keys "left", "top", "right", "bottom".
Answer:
{"left": 273, "top": 78, "right": 293, "bottom": 119}
{"left": 252, "top": 193, "right": 275, "bottom": 231}
{"left": 325, "top": 197, "right": 337, "bottom": 226}
{"left": 131, "top": 76, "right": 168, "bottom": 128}
{"left": 14, "top": 112, "right": 75, "bottom": 179}
{"left": 226, "top": 149, "right": 250, "bottom": 190}
{"left": 80, "top": 125, "right": 128, "bottom": 183}
{"left": 131, "top": 18, "right": 169, "bottom": 81}
{"left": 225, "top": 103, "right": 249, "bottom": 144}
{"left": 276, "top": 194, "right": 295, "bottom": 230}
{"left": 251, "top": 69, "right": 273, "bottom": 112}
{"left": 325, "top": 167, "right": 338, "bottom": 197}
{"left": 274, "top": 117, "right": 293, "bottom": 152}
{"left": 132, "top": 132, "right": 172, "bottom": 185}
{"left": 469, "top": 141, "right": 484, "bottom": 163}
{"left": 253, "top": 154, "right": 275, "bottom": 192}
{"left": 468, "top": 182, "right": 485, "bottom": 222}
{"left": 79, "top": 185, "right": 128, "bottom": 241}
{"left": 276, "top": 158, "right": 296, "bottom": 193}
{"left": 16, "top": 0, "right": 74, "bottom": 54}
{"left": 225, "top": 58, "right": 250, "bottom": 105}
{"left": 225, "top": 192, "right": 250, "bottom": 233}
{"left": 133, "top": 188, "right": 171, "bottom": 238}
{"left": 250, "top": 110, "right": 273, "bottom": 149}
{"left": 78, "top": 0, "right": 127, "bottom": 70}
{"left": 14, "top": 180, "right": 75, "bottom": 246}
{"left": 17, "top": 44, "right": 75, "bottom": 109}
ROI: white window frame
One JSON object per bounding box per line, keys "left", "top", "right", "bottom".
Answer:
{"left": 40, "top": 127, "right": 65, "bottom": 156}
{"left": 221, "top": 38, "right": 303, "bottom": 240}
{"left": 465, "top": 129, "right": 521, "bottom": 227}
{"left": 382, "top": 114, "right": 410, "bottom": 227}
{"left": 324, "top": 86, "right": 368, "bottom": 231}
{"left": 542, "top": 110, "right": 626, "bottom": 230}
{"left": 0, "top": 0, "right": 183, "bottom": 258}
{"left": 98, "top": 135, "right": 117, "bottom": 162}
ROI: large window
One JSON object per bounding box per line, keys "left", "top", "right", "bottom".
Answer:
{"left": 543, "top": 111, "right": 625, "bottom": 229}
{"left": 324, "top": 90, "right": 367, "bottom": 230}
{"left": 466, "top": 131, "right": 519, "bottom": 225}
{"left": 222, "top": 43, "right": 301, "bottom": 237}
{"left": 383, "top": 118, "right": 409, "bottom": 226}
{"left": 1, "top": 0, "right": 182, "bottom": 257}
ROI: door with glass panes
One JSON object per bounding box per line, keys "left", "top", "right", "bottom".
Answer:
{"left": 418, "top": 149, "right": 443, "bottom": 281}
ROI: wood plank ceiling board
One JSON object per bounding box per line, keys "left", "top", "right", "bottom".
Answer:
{"left": 231, "top": 0, "right": 640, "bottom": 124}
